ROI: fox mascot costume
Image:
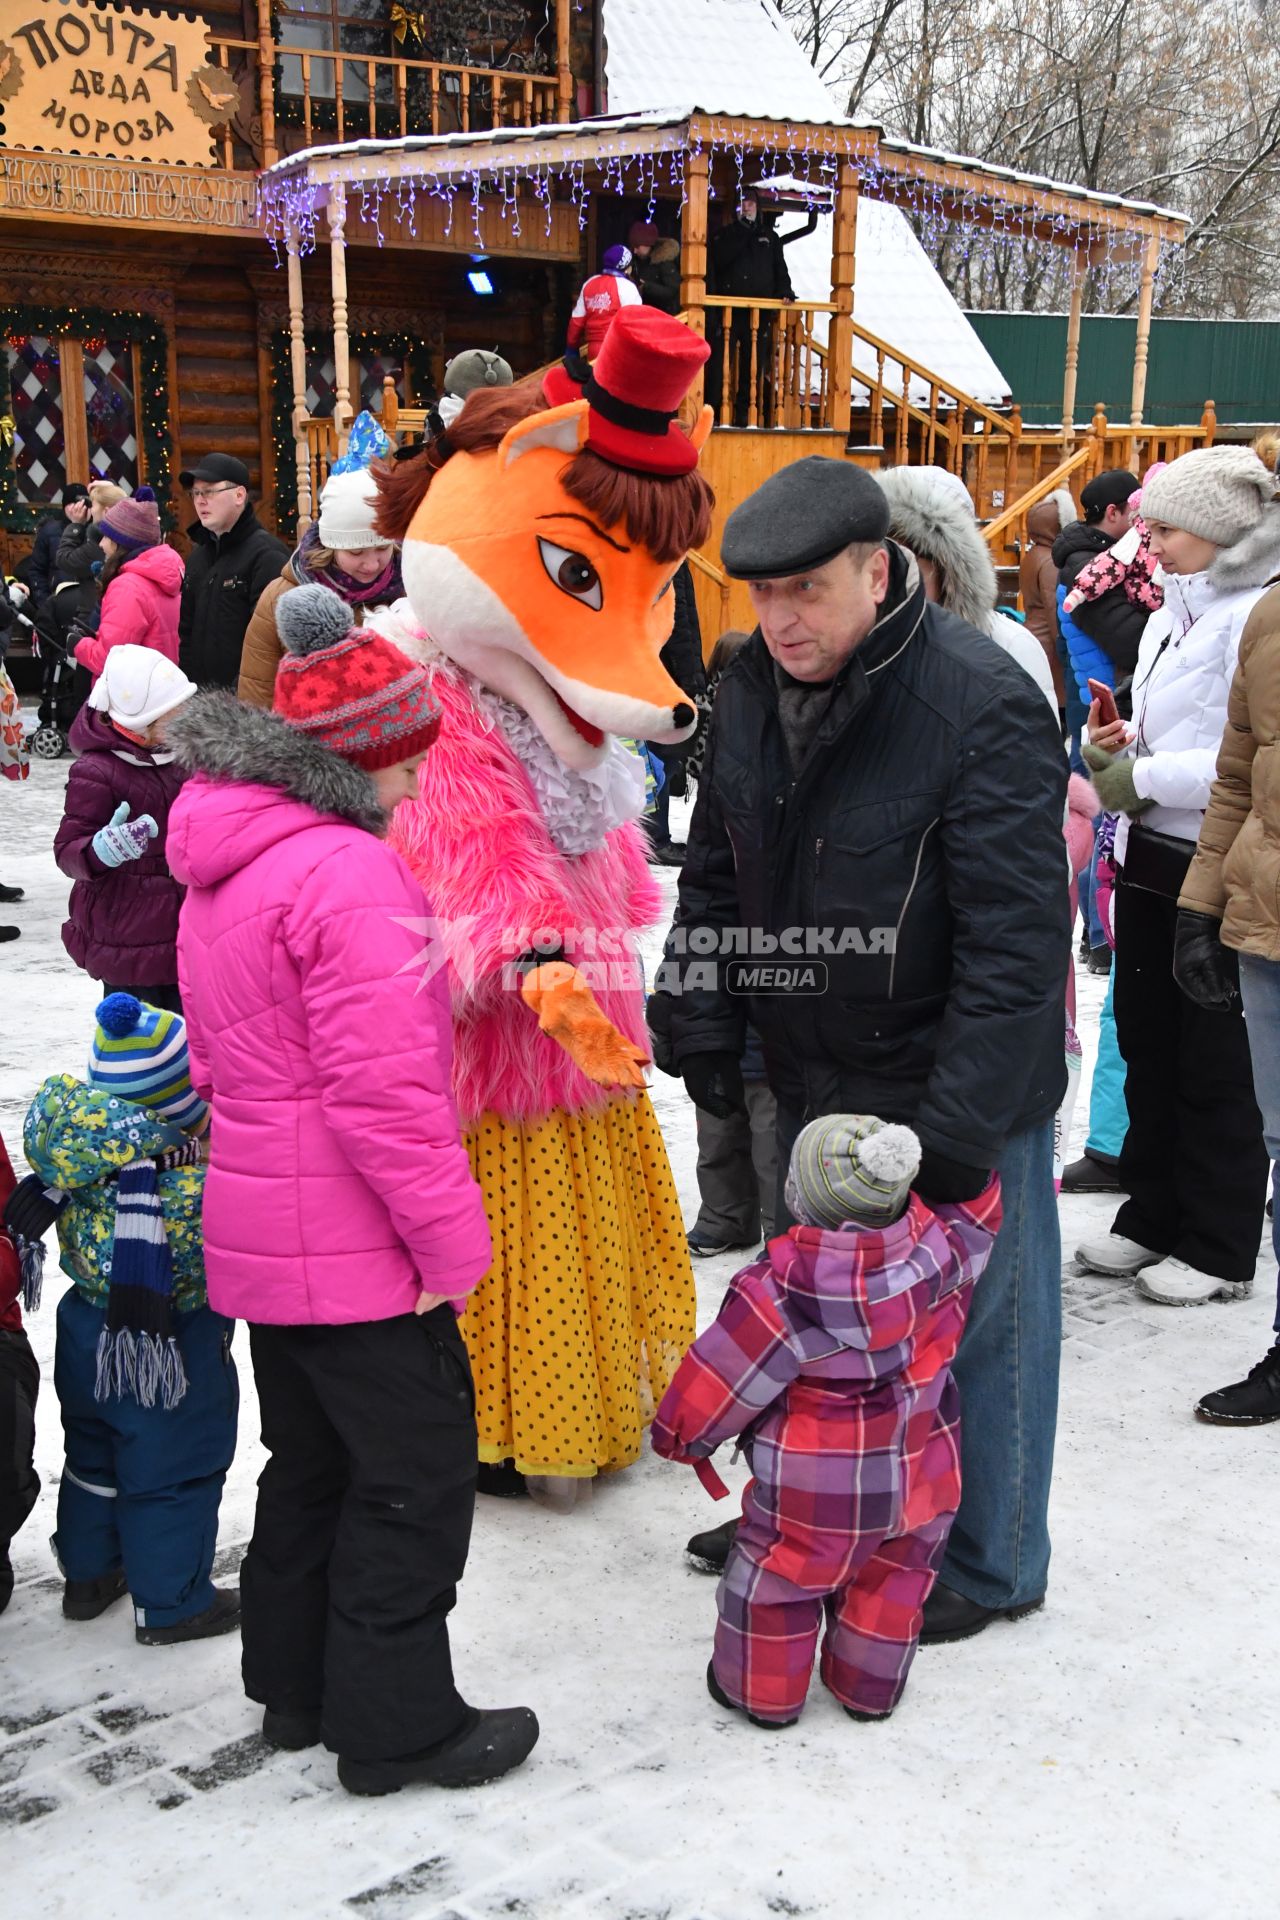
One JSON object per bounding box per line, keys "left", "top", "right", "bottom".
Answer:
{"left": 373, "top": 308, "right": 711, "bottom": 1500}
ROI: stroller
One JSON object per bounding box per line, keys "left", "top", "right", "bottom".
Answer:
{"left": 27, "top": 593, "right": 90, "bottom": 759}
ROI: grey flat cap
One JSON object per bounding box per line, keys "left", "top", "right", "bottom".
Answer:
{"left": 721, "top": 456, "right": 891, "bottom": 581}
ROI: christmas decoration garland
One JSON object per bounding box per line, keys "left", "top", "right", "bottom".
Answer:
{"left": 0, "top": 302, "right": 173, "bottom": 532}
{"left": 270, "top": 327, "right": 426, "bottom": 528}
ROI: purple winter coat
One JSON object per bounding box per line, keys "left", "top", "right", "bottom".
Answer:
{"left": 54, "top": 705, "right": 187, "bottom": 986}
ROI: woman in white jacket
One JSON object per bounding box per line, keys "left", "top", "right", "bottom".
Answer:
{"left": 1076, "top": 447, "right": 1280, "bottom": 1304}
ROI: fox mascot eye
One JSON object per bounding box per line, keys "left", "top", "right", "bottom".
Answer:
{"left": 538, "top": 538, "right": 603, "bottom": 610}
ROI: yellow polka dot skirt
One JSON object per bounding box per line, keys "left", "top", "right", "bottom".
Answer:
{"left": 461, "top": 1091, "right": 696, "bottom": 1477}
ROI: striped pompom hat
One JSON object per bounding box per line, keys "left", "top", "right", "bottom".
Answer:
{"left": 785, "top": 1114, "right": 922, "bottom": 1230}
{"left": 87, "top": 994, "right": 208, "bottom": 1133}
{"left": 271, "top": 582, "right": 440, "bottom": 771}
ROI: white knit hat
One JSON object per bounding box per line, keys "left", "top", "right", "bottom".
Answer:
{"left": 87, "top": 645, "right": 195, "bottom": 729}
{"left": 1140, "top": 446, "right": 1278, "bottom": 548}
{"left": 317, "top": 467, "right": 387, "bottom": 552}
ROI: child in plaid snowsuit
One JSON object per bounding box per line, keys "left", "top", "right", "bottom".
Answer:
{"left": 652, "top": 1114, "right": 1002, "bottom": 1726}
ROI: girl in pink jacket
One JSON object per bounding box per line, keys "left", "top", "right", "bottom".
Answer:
{"left": 164, "top": 584, "right": 537, "bottom": 1799}
{"left": 73, "top": 488, "right": 184, "bottom": 682}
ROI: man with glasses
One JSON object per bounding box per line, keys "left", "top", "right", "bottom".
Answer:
{"left": 178, "top": 455, "right": 288, "bottom": 690}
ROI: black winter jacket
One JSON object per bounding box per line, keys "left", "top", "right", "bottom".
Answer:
{"left": 28, "top": 512, "right": 66, "bottom": 605}
{"left": 636, "top": 239, "right": 681, "bottom": 315}
{"left": 1052, "top": 520, "right": 1147, "bottom": 680}
{"left": 710, "top": 218, "right": 794, "bottom": 301}
{"left": 178, "top": 504, "right": 289, "bottom": 690}
{"left": 656, "top": 548, "right": 1069, "bottom": 1169}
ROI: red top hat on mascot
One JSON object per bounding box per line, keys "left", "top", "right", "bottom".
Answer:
{"left": 544, "top": 306, "right": 710, "bottom": 477}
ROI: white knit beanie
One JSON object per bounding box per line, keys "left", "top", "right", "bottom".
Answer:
{"left": 317, "top": 467, "right": 386, "bottom": 552}
{"left": 1140, "top": 446, "right": 1278, "bottom": 548}
{"left": 87, "top": 644, "right": 196, "bottom": 729}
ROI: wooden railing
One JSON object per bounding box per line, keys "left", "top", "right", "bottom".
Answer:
{"left": 210, "top": 34, "right": 559, "bottom": 163}
{"left": 702, "top": 298, "right": 836, "bottom": 431}
{"left": 687, "top": 545, "right": 732, "bottom": 633}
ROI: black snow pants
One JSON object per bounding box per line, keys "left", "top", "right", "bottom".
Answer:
{"left": 241, "top": 1306, "right": 478, "bottom": 1761}
{"left": 0, "top": 1327, "right": 40, "bottom": 1554}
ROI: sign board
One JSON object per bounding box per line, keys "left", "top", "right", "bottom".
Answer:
{"left": 0, "top": 0, "right": 235, "bottom": 168}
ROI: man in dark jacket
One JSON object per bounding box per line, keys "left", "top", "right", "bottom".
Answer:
{"left": 706, "top": 194, "right": 794, "bottom": 426}
{"left": 27, "top": 482, "right": 90, "bottom": 609}
{"left": 645, "top": 562, "right": 706, "bottom": 866}
{"left": 653, "top": 457, "right": 1069, "bottom": 1642}
{"left": 628, "top": 221, "right": 682, "bottom": 315}
{"left": 177, "top": 454, "right": 288, "bottom": 690}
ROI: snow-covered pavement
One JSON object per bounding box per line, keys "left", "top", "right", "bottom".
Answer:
{"left": 3, "top": 747, "right": 1278, "bottom": 1919}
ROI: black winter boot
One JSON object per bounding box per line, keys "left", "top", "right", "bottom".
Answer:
{"left": 63, "top": 1567, "right": 128, "bottom": 1620}
{"left": 0, "top": 1544, "right": 12, "bottom": 1616}
{"left": 1196, "top": 1344, "right": 1280, "bottom": 1425}
{"left": 686, "top": 1516, "right": 738, "bottom": 1573}
{"left": 136, "top": 1587, "right": 240, "bottom": 1646}
{"left": 476, "top": 1459, "right": 527, "bottom": 1499}
{"left": 337, "top": 1705, "right": 539, "bottom": 1796}
{"left": 1060, "top": 1151, "right": 1124, "bottom": 1195}
{"left": 706, "top": 1660, "right": 798, "bottom": 1729}
{"left": 262, "top": 1707, "right": 323, "bottom": 1751}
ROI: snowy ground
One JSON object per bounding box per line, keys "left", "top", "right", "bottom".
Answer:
{"left": 3, "top": 744, "right": 1279, "bottom": 1919}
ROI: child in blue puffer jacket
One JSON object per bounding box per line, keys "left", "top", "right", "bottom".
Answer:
{"left": 23, "top": 994, "right": 239, "bottom": 1643}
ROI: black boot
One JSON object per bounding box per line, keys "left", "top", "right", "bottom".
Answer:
{"left": 63, "top": 1567, "right": 128, "bottom": 1621}
{"left": 136, "top": 1586, "right": 240, "bottom": 1646}
{"left": 706, "top": 1660, "right": 798, "bottom": 1729}
{"left": 337, "top": 1705, "right": 539, "bottom": 1796}
{"left": 262, "top": 1707, "right": 323, "bottom": 1751}
{"left": 0, "top": 1544, "right": 12, "bottom": 1616}
{"left": 0, "top": 883, "right": 23, "bottom": 903}
{"left": 0, "top": 927, "right": 19, "bottom": 944}
{"left": 1196, "top": 1343, "right": 1280, "bottom": 1425}
{"left": 686, "top": 1516, "right": 738, "bottom": 1573}
{"left": 1060, "top": 1151, "right": 1124, "bottom": 1195}
{"left": 476, "top": 1459, "right": 528, "bottom": 1499}
{"left": 920, "top": 1582, "right": 1045, "bottom": 1646}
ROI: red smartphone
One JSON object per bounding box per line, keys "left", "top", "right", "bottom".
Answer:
{"left": 1087, "top": 678, "right": 1120, "bottom": 728}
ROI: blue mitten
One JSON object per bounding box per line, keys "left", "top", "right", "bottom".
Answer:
{"left": 92, "top": 800, "right": 158, "bottom": 868}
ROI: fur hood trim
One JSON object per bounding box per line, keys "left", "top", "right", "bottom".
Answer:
{"left": 650, "top": 237, "right": 680, "bottom": 264}
{"left": 1210, "top": 504, "right": 1280, "bottom": 593}
{"left": 876, "top": 468, "right": 996, "bottom": 629}
{"left": 164, "top": 691, "right": 387, "bottom": 835}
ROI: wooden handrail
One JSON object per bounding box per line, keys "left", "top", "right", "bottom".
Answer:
{"left": 981, "top": 443, "right": 1095, "bottom": 551}
{"left": 687, "top": 545, "right": 731, "bottom": 631}
{"left": 845, "top": 312, "right": 1015, "bottom": 437}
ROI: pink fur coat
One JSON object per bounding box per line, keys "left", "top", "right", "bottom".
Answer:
{"left": 387, "top": 666, "right": 661, "bottom": 1126}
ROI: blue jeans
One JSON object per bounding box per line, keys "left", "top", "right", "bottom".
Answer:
{"left": 943, "top": 1119, "right": 1060, "bottom": 1608}
{"left": 1086, "top": 971, "right": 1128, "bottom": 1160}
{"left": 774, "top": 1111, "right": 1061, "bottom": 1609}
{"left": 1238, "top": 954, "right": 1280, "bottom": 1332}
{"left": 53, "top": 1289, "right": 238, "bottom": 1627}
{"left": 1061, "top": 637, "right": 1087, "bottom": 775}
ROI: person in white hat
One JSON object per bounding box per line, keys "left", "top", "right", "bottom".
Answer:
{"left": 237, "top": 461, "right": 402, "bottom": 710}
{"left": 54, "top": 644, "right": 197, "bottom": 1010}
{"left": 1076, "top": 444, "right": 1280, "bottom": 1305}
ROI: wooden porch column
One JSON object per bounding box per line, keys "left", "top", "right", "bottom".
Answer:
{"left": 286, "top": 224, "right": 312, "bottom": 526}
{"left": 1062, "top": 247, "right": 1087, "bottom": 444}
{"left": 255, "top": 0, "right": 278, "bottom": 169}
{"left": 326, "top": 183, "right": 353, "bottom": 450}
{"left": 554, "top": 0, "right": 573, "bottom": 122}
{"left": 680, "top": 146, "right": 710, "bottom": 416}
{"left": 1130, "top": 231, "right": 1160, "bottom": 427}
{"left": 827, "top": 159, "right": 858, "bottom": 441}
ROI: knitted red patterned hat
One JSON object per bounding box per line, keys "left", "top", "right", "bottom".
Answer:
{"left": 272, "top": 584, "right": 439, "bottom": 770}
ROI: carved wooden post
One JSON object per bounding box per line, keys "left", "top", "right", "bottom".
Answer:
{"left": 327, "top": 183, "right": 352, "bottom": 450}
{"left": 1200, "top": 398, "right": 1217, "bottom": 448}
{"left": 1090, "top": 400, "right": 1109, "bottom": 478}
{"left": 1062, "top": 247, "right": 1086, "bottom": 444}
{"left": 255, "top": 0, "right": 279, "bottom": 169}
{"left": 828, "top": 158, "right": 858, "bottom": 440}
{"left": 680, "top": 144, "right": 709, "bottom": 417}
{"left": 554, "top": 0, "right": 573, "bottom": 122}
{"left": 1130, "top": 231, "right": 1160, "bottom": 427}
{"left": 286, "top": 223, "right": 312, "bottom": 527}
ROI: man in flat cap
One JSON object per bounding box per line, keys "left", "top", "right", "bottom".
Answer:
{"left": 651, "top": 456, "right": 1069, "bottom": 1643}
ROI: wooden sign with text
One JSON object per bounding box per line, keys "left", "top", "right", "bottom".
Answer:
{"left": 0, "top": 0, "right": 233, "bottom": 167}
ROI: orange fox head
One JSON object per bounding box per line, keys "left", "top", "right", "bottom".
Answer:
{"left": 393, "top": 391, "right": 713, "bottom": 771}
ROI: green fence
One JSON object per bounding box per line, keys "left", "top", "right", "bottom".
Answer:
{"left": 966, "top": 312, "right": 1280, "bottom": 428}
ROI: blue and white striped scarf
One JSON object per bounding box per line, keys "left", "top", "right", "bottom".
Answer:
{"left": 94, "top": 1158, "right": 187, "bottom": 1410}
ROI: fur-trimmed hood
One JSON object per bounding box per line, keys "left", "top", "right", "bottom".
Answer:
{"left": 876, "top": 468, "right": 996, "bottom": 630}
{"left": 164, "top": 690, "right": 387, "bottom": 837}
{"left": 1209, "top": 505, "right": 1280, "bottom": 593}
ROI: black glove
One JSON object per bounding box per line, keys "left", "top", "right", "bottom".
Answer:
{"left": 915, "top": 1149, "right": 991, "bottom": 1205}
{"left": 664, "top": 760, "right": 688, "bottom": 800}
{"left": 682, "top": 1052, "right": 746, "bottom": 1120}
{"left": 1173, "top": 908, "right": 1239, "bottom": 1012}
{"left": 3, "top": 1172, "right": 70, "bottom": 1243}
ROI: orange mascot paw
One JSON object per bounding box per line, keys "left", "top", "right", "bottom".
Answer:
{"left": 519, "top": 961, "right": 649, "bottom": 1089}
